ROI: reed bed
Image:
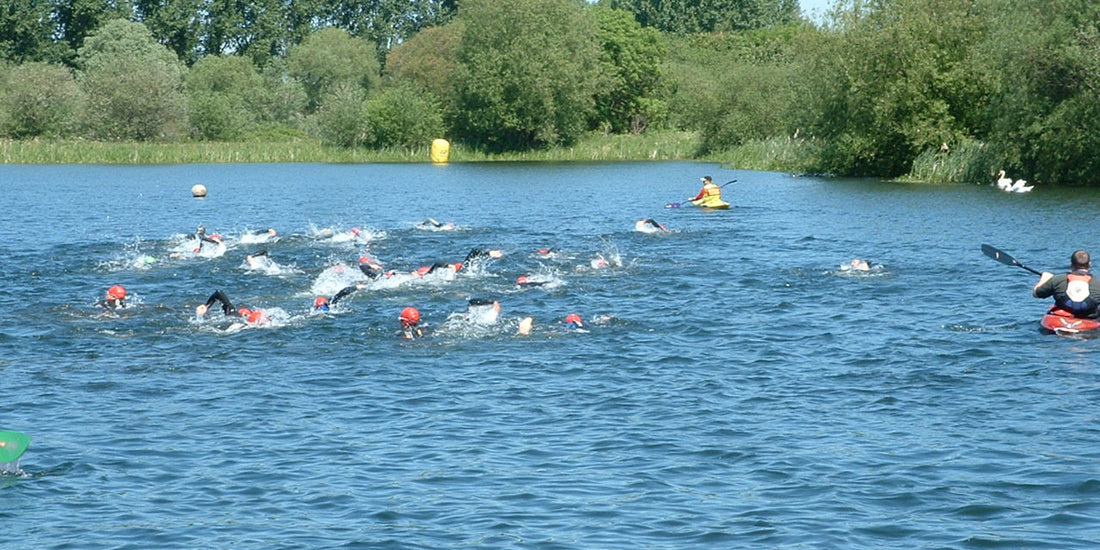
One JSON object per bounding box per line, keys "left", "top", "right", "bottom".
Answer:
{"left": 1, "top": 132, "right": 704, "bottom": 165}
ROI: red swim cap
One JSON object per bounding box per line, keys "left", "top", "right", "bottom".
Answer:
{"left": 350, "top": 227, "right": 361, "bottom": 235}
{"left": 358, "top": 255, "right": 371, "bottom": 264}
{"left": 453, "top": 262, "right": 463, "bottom": 272}
{"left": 565, "top": 313, "right": 583, "bottom": 326}
{"left": 314, "top": 296, "right": 328, "bottom": 308}
{"left": 107, "top": 285, "right": 126, "bottom": 300}
{"left": 516, "top": 276, "right": 529, "bottom": 285}
{"left": 400, "top": 307, "right": 421, "bottom": 326}
{"left": 416, "top": 266, "right": 431, "bottom": 277}
{"left": 238, "top": 308, "right": 251, "bottom": 317}
{"left": 538, "top": 248, "right": 550, "bottom": 255}
{"left": 248, "top": 310, "right": 267, "bottom": 324}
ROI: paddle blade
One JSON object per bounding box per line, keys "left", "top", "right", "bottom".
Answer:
{"left": 0, "top": 431, "right": 30, "bottom": 463}
{"left": 981, "top": 244, "right": 1043, "bottom": 275}
{"left": 981, "top": 244, "right": 1018, "bottom": 266}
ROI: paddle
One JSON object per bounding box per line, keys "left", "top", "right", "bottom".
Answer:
{"left": 981, "top": 244, "right": 1043, "bottom": 275}
{"left": 665, "top": 180, "right": 737, "bottom": 208}
{"left": 0, "top": 430, "right": 30, "bottom": 463}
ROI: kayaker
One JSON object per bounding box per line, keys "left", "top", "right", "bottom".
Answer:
{"left": 1033, "top": 249, "right": 1100, "bottom": 318}
{"left": 691, "top": 176, "right": 723, "bottom": 206}
{"left": 97, "top": 285, "right": 127, "bottom": 311}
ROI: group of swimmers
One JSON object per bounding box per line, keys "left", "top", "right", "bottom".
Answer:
{"left": 98, "top": 222, "right": 600, "bottom": 339}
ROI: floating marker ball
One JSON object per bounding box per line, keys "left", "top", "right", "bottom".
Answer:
{"left": 191, "top": 184, "right": 207, "bottom": 198}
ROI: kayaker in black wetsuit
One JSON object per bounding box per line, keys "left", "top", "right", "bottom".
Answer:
{"left": 314, "top": 284, "right": 365, "bottom": 312}
{"left": 1033, "top": 249, "right": 1100, "bottom": 318}
{"left": 97, "top": 285, "right": 127, "bottom": 311}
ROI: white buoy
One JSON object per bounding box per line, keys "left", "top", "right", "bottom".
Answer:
{"left": 191, "top": 184, "right": 207, "bottom": 198}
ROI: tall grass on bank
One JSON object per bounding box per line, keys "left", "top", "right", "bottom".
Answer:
{"left": 0, "top": 132, "right": 703, "bottom": 164}
{"left": 902, "top": 139, "right": 999, "bottom": 184}
{"left": 705, "top": 136, "right": 822, "bottom": 174}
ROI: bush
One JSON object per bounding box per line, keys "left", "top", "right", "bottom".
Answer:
{"left": 363, "top": 85, "right": 445, "bottom": 150}
{"left": 0, "top": 62, "right": 84, "bottom": 138}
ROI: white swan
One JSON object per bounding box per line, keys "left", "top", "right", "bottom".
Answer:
{"left": 996, "top": 170, "right": 1012, "bottom": 190}
{"left": 1009, "top": 179, "right": 1033, "bottom": 193}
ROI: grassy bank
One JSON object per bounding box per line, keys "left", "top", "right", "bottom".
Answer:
{"left": 0, "top": 131, "right": 704, "bottom": 164}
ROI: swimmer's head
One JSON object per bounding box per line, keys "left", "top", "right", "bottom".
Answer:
{"left": 453, "top": 262, "right": 463, "bottom": 272}
{"left": 350, "top": 227, "right": 361, "bottom": 236}
{"left": 107, "top": 285, "right": 127, "bottom": 301}
{"left": 238, "top": 307, "right": 251, "bottom": 318}
{"left": 314, "top": 296, "right": 329, "bottom": 311}
{"left": 565, "top": 313, "right": 583, "bottom": 328}
{"left": 516, "top": 276, "right": 529, "bottom": 285}
{"left": 400, "top": 306, "right": 420, "bottom": 326}
{"left": 247, "top": 310, "right": 267, "bottom": 324}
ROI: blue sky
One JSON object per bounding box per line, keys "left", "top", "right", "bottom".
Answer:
{"left": 799, "top": 0, "right": 834, "bottom": 19}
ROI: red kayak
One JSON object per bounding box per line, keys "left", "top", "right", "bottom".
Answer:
{"left": 1040, "top": 308, "right": 1100, "bottom": 335}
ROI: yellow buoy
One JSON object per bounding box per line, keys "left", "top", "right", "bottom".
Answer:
{"left": 191, "top": 184, "right": 207, "bottom": 198}
{"left": 430, "top": 139, "right": 450, "bottom": 164}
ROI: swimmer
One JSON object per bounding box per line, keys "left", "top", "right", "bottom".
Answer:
{"left": 564, "top": 313, "right": 584, "bottom": 329}
{"left": 313, "top": 284, "right": 365, "bottom": 312}
{"left": 192, "top": 224, "right": 223, "bottom": 252}
{"left": 515, "top": 275, "right": 548, "bottom": 287}
{"left": 414, "top": 261, "right": 462, "bottom": 277}
{"left": 845, "top": 258, "right": 871, "bottom": 272}
{"left": 358, "top": 255, "right": 385, "bottom": 279}
{"left": 464, "top": 248, "right": 504, "bottom": 264}
{"left": 249, "top": 228, "right": 277, "bottom": 238}
{"left": 418, "top": 218, "right": 455, "bottom": 230}
{"left": 245, "top": 250, "right": 272, "bottom": 270}
{"left": 536, "top": 248, "right": 560, "bottom": 257}
{"left": 634, "top": 219, "right": 667, "bottom": 232}
{"left": 466, "top": 298, "right": 501, "bottom": 325}
{"left": 97, "top": 285, "right": 127, "bottom": 311}
{"left": 400, "top": 306, "right": 424, "bottom": 339}
{"left": 195, "top": 290, "right": 269, "bottom": 325}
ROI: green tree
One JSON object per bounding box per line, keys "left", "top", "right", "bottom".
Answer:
{"left": 287, "top": 27, "right": 380, "bottom": 112}
{"left": 78, "top": 18, "right": 188, "bottom": 140}
{"left": 363, "top": 83, "right": 445, "bottom": 149}
{"left": 135, "top": 0, "right": 203, "bottom": 65}
{"left": 604, "top": 0, "right": 799, "bottom": 34}
{"left": 0, "top": 0, "right": 64, "bottom": 63}
{"left": 185, "top": 54, "right": 265, "bottom": 140}
{"left": 0, "top": 62, "right": 85, "bottom": 137}
{"left": 317, "top": 0, "right": 457, "bottom": 53}
{"left": 308, "top": 84, "right": 368, "bottom": 147}
{"left": 590, "top": 6, "right": 667, "bottom": 134}
{"left": 56, "top": 0, "right": 134, "bottom": 62}
{"left": 453, "top": 0, "right": 601, "bottom": 151}
{"left": 797, "top": 0, "right": 987, "bottom": 176}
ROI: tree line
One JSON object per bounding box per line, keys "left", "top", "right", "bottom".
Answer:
{"left": 0, "top": 0, "right": 1096, "bottom": 184}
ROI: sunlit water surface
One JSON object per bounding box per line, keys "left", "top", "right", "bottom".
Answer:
{"left": 1, "top": 162, "right": 1098, "bottom": 549}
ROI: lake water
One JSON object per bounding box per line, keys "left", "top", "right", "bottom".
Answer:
{"left": 1, "top": 161, "right": 1098, "bottom": 549}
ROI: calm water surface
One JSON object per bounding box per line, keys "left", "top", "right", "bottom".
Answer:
{"left": 1, "top": 162, "right": 1098, "bottom": 549}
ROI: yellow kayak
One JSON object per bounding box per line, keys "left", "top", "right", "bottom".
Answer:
{"left": 691, "top": 198, "right": 730, "bottom": 209}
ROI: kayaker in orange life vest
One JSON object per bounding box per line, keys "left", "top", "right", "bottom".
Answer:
{"left": 691, "top": 176, "right": 722, "bottom": 204}
{"left": 1033, "top": 249, "right": 1100, "bottom": 318}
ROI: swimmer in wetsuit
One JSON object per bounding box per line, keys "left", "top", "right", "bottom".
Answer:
{"left": 313, "top": 284, "right": 365, "bottom": 312}
{"left": 97, "top": 285, "right": 127, "bottom": 311}
{"left": 195, "top": 290, "right": 269, "bottom": 324}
